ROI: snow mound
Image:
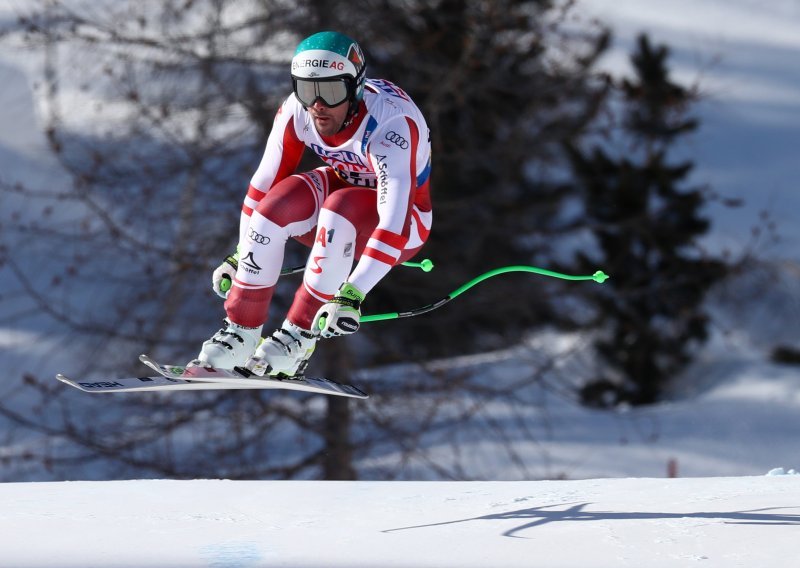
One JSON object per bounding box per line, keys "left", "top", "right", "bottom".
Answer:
{"left": 766, "top": 467, "right": 799, "bottom": 476}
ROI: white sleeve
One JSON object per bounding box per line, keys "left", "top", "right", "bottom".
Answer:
{"left": 238, "top": 96, "right": 305, "bottom": 245}
{"left": 348, "top": 116, "right": 420, "bottom": 294}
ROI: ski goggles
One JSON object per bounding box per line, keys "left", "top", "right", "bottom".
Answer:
{"left": 293, "top": 77, "right": 351, "bottom": 108}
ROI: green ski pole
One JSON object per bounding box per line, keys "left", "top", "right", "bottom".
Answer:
{"left": 361, "top": 265, "right": 609, "bottom": 323}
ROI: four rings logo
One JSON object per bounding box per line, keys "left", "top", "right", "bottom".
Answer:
{"left": 385, "top": 131, "right": 409, "bottom": 149}
{"left": 248, "top": 228, "right": 270, "bottom": 245}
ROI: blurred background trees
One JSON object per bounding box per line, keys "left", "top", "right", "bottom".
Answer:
{"left": 0, "top": 0, "right": 728, "bottom": 480}
{"left": 567, "top": 35, "right": 729, "bottom": 406}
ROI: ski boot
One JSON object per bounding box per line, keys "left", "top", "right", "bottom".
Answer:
{"left": 193, "top": 319, "right": 263, "bottom": 369}
{"left": 245, "top": 319, "right": 317, "bottom": 378}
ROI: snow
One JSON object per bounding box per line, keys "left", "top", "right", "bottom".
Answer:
{"left": 582, "top": 0, "right": 800, "bottom": 258}
{"left": 2, "top": 476, "right": 799, "bottom": 567}
{"left": 339, "top": 328, "right": 800, "bottom": 481}
{"left": 2, "top": 0, "right": 800, "bottom": 566}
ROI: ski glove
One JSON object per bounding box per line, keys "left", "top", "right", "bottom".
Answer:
{"left": 312, "top": 283, "right": 365, "bottom": 338}
{"left": 212, "top": 251, "right": 238, "bottom": 299}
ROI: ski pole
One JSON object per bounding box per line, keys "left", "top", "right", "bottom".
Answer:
{"left": 361, "top": 265, "right": 609, "bottom": 323}
{"left": 219, "top": 258, "right": 435, "bottom": 294}
{"left": 279, "top": 258, "right": 435, "bottom": 276}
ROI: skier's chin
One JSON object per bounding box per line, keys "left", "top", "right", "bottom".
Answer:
{"left": 313, "top": 116, "right": 340, "bottom": 136}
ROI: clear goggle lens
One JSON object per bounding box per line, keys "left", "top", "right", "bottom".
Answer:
{"left": 293, "top": 78, "right": 350, "bottom": 107}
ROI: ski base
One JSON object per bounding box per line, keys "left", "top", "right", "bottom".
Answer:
{"left": 55, "top": 355, "right": 368, "bottom": 399}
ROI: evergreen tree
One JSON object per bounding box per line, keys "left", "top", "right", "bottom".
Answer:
{"left": 567, "top": 35, "right": 728, "bottom": 406}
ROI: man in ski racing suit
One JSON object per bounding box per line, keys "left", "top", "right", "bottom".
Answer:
{"left": 194, "top": 31, "right": 432, "bottom": 378}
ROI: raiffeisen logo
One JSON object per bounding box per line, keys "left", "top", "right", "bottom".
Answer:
{"left": 292, "top": 59, "right": 345, "bottom": 71}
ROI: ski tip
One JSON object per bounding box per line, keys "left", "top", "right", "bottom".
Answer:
{"left": 55, "top": 373, "right": 92, "bottom": 393}
{"left": 139, "top": 354, "right": 162, "bottom": 374}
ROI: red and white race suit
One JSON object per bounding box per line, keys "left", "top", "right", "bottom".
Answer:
{"left": 225, "top": 78, "right": 432, "bottom": 330}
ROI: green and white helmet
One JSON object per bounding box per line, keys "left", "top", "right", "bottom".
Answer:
{"left": 290, "top": 31, "right": 367, "bottom": 109}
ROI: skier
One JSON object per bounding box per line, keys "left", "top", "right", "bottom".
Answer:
{"left": 193, "top": 31, "right": 432, "bottom": 378}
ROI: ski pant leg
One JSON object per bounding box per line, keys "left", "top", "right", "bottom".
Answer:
{"left": 225, "top": 170, "right": 328, "bottom": 328}
{"left": 286, "top": 187, "right": 428, "bottom": 330}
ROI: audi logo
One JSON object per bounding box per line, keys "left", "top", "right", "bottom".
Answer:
{"left": 248, "top": 228, "right": 270, "bottom": 245}
{"left": 385, "top": 131, "right": 409, "bottom": 149}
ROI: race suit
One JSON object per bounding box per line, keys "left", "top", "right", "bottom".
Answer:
{"left": 225, "top": 78, "right": 432, "bottom": 330}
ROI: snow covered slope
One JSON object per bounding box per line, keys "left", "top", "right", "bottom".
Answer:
{"left": 582, "top": 0, "right": 800, "bottom": 257}
{"left": 1, "top": 476, "right": 798, "bottom": 567}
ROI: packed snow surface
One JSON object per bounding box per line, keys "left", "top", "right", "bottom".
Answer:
{"left": 2, "top": 476, "right": 799, "bottom": 567}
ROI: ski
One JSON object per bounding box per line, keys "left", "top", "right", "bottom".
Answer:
{"left": 55, "top": 356, "right": 368, "bottom": 399}
{"left": 55, "top": 373, "right": 258, "bottom": 393}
